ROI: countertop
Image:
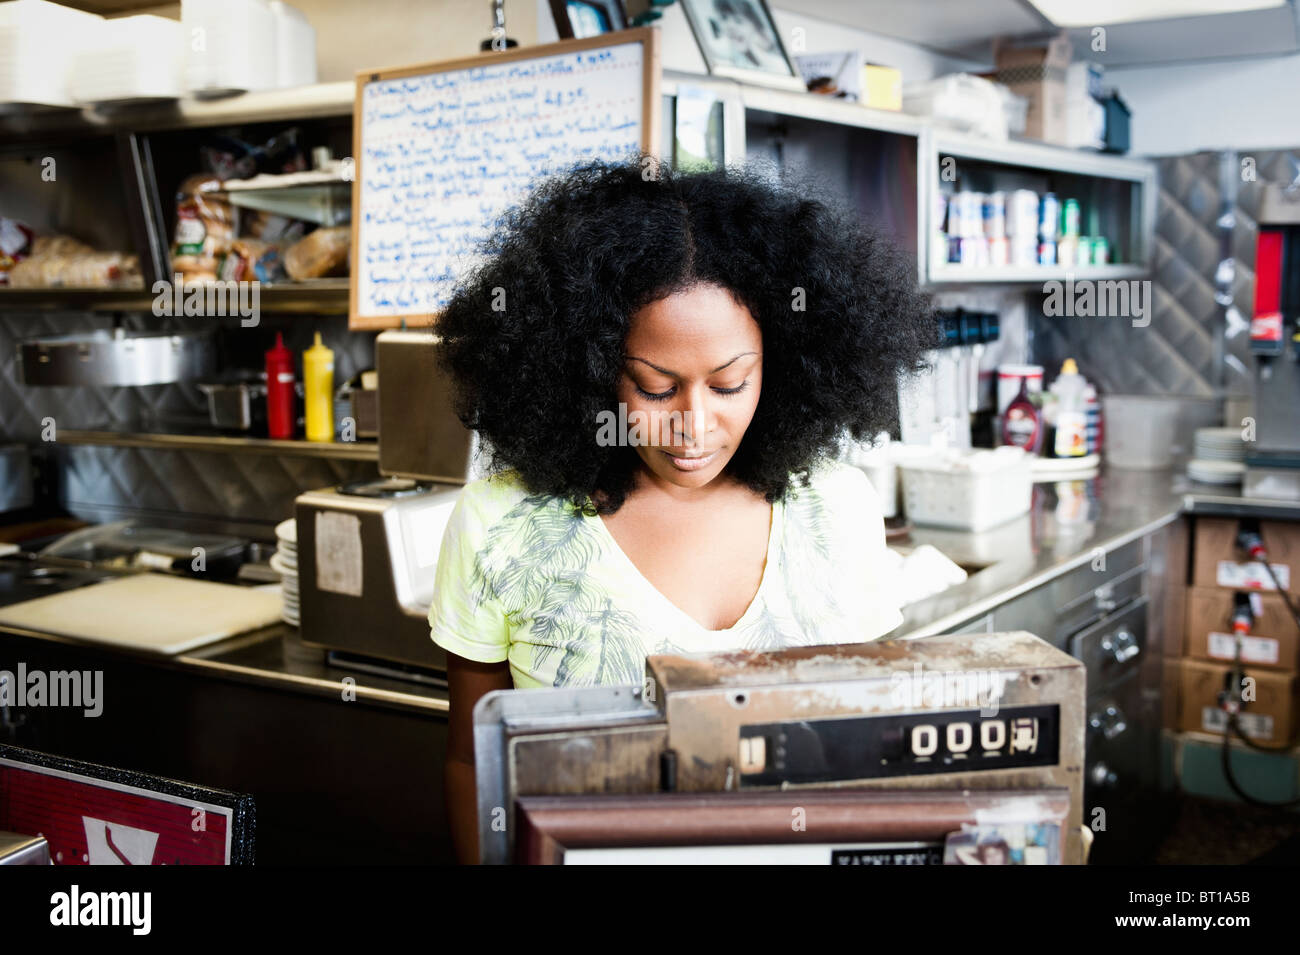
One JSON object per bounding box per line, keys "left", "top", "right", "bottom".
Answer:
{"left": 4, "top": 466, "right": 1300, "bottom": 717}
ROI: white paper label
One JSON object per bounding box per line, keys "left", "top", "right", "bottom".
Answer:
{"left": 1201, "top": 706, "right": 1274, "bottom": 740}
{"left": 1215, "top": 560, "right": 1291, "bottom": 591}
{"left": 315, "top": 511, "right": 363, "bottom": 597}
{"left": 1206, "top": 631, "right": 1280, "bottom": 665}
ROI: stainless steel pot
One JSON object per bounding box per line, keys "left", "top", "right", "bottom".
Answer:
{"left": 197, "top": 373, "right": 268, "bottom": 431}
{"left": 18, "top": 329, "right": 214, "bottom": 387}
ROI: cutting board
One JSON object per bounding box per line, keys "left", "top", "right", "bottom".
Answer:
{"left": 0, "top": 573, "right": 283, "bottom": 655}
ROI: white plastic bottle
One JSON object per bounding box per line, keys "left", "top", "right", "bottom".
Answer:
{"left": 1052, "top": 358, "right": 1088, "bottom": 458}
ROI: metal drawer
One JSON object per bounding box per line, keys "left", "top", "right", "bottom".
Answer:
{"left": 1049, "top": 538, "right": 1144, "bottom": 615}
{"left": 1070, "top": 595, "right": 1149, "bottom": 691}
{"left": 1083, "top": 672, "right": 1145, "bottom": 797}
{"left": 1054, "top": 562, "right": 1146, "bottom": 640}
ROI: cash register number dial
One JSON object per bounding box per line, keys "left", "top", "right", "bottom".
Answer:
{"left": 737, "top": 704, "right": 1060, "bottom": 787}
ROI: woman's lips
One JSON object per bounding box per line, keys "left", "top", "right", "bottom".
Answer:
{"left": 660, "top": 448, "right": 719, "bottom": 472}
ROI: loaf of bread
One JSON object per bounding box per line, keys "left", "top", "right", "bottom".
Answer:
{"left": 284, "top": 226, "right": 350, "bottom": 280}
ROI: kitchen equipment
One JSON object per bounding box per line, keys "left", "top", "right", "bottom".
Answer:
{"left": 0, "top": 573, "right": 282, "bottom": 654}
{"left": 1100, "top": 394, "right": 1179, "bottom": 470}
{"left": 272, "top": 517, "right": 299, "bottom": 626}
{"left": 293, "top": 329, "right": 477, "bottom": 672}
{"left": 0, "top": 445, "right": 32, "bottom": 514}
{"left": 37, "top": 521, "right": 251, "bottom": 579}
{"left": 0, "top": 831, "right": 49, "bottom": 865}
{"left": 1244, "top": 198, "right": 1300, "bottom": 501}
{"left": 19, "top": 329, "right": 214, "bottom": 387}
{"left": 898, "top": 446, "right": 1032, "bottom": 531}
{"left": 197, "top": 372, "right": 268, "bottom": 432}
{"left": 0, "top": 554, "right": 117, "bottom": 609}
{"left": 475, "top": 631, "right": 1087, "bottom": 864}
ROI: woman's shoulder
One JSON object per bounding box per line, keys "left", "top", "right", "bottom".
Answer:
{"left": 451, "top": 468, "right": 583, "bottom": 540}
{"left": 787, "top": 458, "right": 884, "bottom": 517}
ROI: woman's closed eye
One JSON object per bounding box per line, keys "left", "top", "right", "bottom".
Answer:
{"left": 635, "top": 381, "right": 750, "bottom": 402}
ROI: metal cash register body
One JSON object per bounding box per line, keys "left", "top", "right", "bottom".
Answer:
{"left": 475, "top": 630, "right": 1089, "bottom": 864}
{"left": 295, "top": 330, "right": 475, "bottom": 672}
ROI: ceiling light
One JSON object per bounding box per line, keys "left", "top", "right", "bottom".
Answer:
{"left": 1026, "top": 0, "right": 1287, "bottom": 28}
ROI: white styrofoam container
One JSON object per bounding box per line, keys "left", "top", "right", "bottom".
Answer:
{"left": 269, "top": 1, "right": 316, "bottom": 89}
{"left": 183, "top": 0, "right": 276, "bottom": 97}
{"left": 0, "top": 0, "right": 104, "bottom": 109}
{"left": 898, "top": 445, "right": 1033, "bottom": 531}
{"left": 69, "top": 15, "right": 183, "bottom": 105}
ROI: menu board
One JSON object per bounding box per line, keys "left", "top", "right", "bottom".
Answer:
{"left": 350, "top": 29, "right": 661, "bottom": 329}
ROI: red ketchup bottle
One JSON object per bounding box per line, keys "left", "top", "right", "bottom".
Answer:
{"left": 265, "top": 332, "right": 296, "bottom": 439}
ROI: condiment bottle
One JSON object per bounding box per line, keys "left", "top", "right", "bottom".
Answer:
{"left": 265, "top": 332, "right": 295, "bottom": 440}
{"left": 1001, "top": 376, "right": 1043, "bottom": 454}
{"left": 303, "top": 332, "right": 335, "bottom": 442}
{"left": 1052, "top": 358, "right": 1088, "bottom": 458}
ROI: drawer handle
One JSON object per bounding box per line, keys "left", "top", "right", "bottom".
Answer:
{"left": 1101, "top": 627, "right": 1140, "bottom": 663}
{"left": 1094, "top": 584, "right": 1117, "bottom": 613}
{"left": 1088, "top": 704, "right": 1128, "bottom": 740}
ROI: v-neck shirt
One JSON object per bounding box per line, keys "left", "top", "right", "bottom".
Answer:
{"left": 428, "top": 461, "right": 902, "bottom": 689}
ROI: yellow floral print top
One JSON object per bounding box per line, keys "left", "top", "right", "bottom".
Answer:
{"left": 428, "top": 460, "right": 902, "bottom": 689}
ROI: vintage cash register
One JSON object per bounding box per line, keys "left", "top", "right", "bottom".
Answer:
{"left": 295, "top": 330, "right": 476, "bottom": 673}
{"left": 475, "top": 631, "right": 1088, "bottom": 864}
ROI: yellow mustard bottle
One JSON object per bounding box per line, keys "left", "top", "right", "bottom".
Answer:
{"left": 303, "top": 332, "right": 335, "bottom": 442}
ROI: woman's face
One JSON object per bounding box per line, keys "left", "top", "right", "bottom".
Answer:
{"left": 617, "top": 282, "right": 763, "bottom": 491}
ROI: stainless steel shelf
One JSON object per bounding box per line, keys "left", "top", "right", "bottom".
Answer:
{"left": 926, "top": 264, "right": 1151, "bottom": 285}
{"left": 58, "top": 430, "right": 378, "bottom": 461}
{"left": 0, "top": 279, "right": 350, "bottom": 314}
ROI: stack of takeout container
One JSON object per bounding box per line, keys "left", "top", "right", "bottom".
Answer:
{"left": 69, "top": 15, "right": 184, "bottom": 106}
{"left": 271, "top": 517, "right": 299, "bottom": 627}
{"left": 0, "top": 0, "right": 104, "bottom": 110}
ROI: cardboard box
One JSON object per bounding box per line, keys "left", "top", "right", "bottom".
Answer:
{"left": 1192, "top": 517, "right": 1300, "bottom": 595}
{"left": 1177, "top": 658, "right": 1298, "bottom": 745}
{"left": 794, "top": 52, "right": 902, "bottom": 110}
{"left": 993, "top": 33, "right": 1071, "bottom": 145}
{"left": 1185, "top": 587, "right": 1300, "bottom": 670}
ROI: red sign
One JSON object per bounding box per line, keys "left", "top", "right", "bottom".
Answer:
{"left": 0, "top": 757, "right": 236, "bottom": 865}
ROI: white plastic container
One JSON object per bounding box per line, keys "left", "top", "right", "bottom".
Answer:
{"left": 183, "top": 0, "right": 276, "bottom": 97}
{"left": 1102, "top": 395, "right": 1180, "bottom": 469}
{"left": 69, "top": 15, "right": 183, "bottom": 105}
{"left": 898, "top": 445, "right": 1033, "bottom": 531}
{"left": 269, "top": 1, "right": 316, "bottom": 89}
{"left": 0, "top": 0, "right": 104, "bottom": 110}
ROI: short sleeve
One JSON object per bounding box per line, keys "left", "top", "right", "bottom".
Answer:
{"left": 428, "top": 485, "right": 511, "bottom": 664}
{"left": 825, "top": 463, "right": 904, "bottom": 639}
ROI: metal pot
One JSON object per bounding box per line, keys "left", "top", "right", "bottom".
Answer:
{"left": 19, "top": 329, "right": 214, "bottom": 387}
{"left": 197, "top": 372, "right": 268, "bottom": 431}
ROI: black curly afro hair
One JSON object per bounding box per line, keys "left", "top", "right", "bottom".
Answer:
{"left": 437, "top": 156, "right": 936, "bottom": 514}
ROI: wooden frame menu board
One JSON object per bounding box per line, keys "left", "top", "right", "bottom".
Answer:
{"left": 350, "top": 27, "right": 662, "bottom": 330}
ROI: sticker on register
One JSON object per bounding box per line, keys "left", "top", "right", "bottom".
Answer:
{"left": 737, "top": 704, "right": 1059, "bottom": 786}
{"left": 942, "top": 822, "right": 1061, "bottom": 865}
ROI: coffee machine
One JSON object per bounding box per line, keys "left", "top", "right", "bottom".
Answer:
{"left": 1245, "top": 183, "right": 1300, "bottom": 501}
{"left": 295, "top": 330, "right": 477, "bottom": 675}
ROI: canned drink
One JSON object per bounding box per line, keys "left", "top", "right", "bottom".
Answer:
{"left": 1038, "top": 240, "right": 1057, "bottom": 266}
{"left": 1058, "top": 237, "right": 1077, "bottom": 269}
{"left": 1008, "top": 189, "right": 1038, "bottom": 237}
{"left": 1062, "top": 198, "right": 1081, "bottom": 237}
{"left": 989, "top": 235, "right": 1009, "bottom": 267}
{"left": 1039, "top": 193, "right": 1059, "bottom": 241}
{"left": 963, "top": 192, "right": 985, "bottom": 238}
{"left": 1076, "top": 237, "right": 1093, "bottom": 267}
{"left": 1011, "top": 236, "right": 1038, "bottom": 267}
{"left": 984, "top": 191, "right": 1007, "bottom": 238}
{"left": 1092, "top": 236, "right": 1109, "bottom": 264}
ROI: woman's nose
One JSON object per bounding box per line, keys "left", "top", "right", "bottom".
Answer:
{"left": 678, "top": 385, "right": 714, "bottom": 447}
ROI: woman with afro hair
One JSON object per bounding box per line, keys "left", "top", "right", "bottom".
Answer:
{"left": 430, "top": 156, "right": 935, "bottom": 859}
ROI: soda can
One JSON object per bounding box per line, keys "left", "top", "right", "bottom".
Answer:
{"left": 1062, "top": 198, "right": 1081, "bottom": 237}
{"left": 1008, "top": 189, "right": 1038, "bottom": 237}
{"left": 984, "top": 191, "right": 1007, "bottom": 238}
{"left": 1038, "top": 240, "right": 1057, "bottom": 266}
{"left": 989, "top": 235, "right": 1009, "bottom": 267}
{"left": 1076, "top": 237, "right": 1092, "bottom": 267}
{"left": 1039, "top": 193, "right": 1060, "bottom": 241}
{"left": 1092, "top": 236, "right": 1110, "bottom": 264}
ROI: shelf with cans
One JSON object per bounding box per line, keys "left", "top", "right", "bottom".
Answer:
{"left": 917, "top": 131, "right": 1156, "bottom": 286}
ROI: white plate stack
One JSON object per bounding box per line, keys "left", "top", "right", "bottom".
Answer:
{"left": 1188, "top": 427, "right": 1246, "bottom": 485}
{"left": 0, "top": 0, "right": 104, "bottom": 112}
{"left": 183, "top": 0, "right": 276, "bottom": 98}
{"left": 271, "top": 517, "right": 299, "bottom": 627}
{"left": 69, "top": 15, "right": 184, "bottom": 107}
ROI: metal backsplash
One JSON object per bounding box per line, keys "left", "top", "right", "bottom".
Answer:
{"left": 1, "top": 312, "right": 380, "bottom": 540}
{"left": 1029, "top": 147, "right": 1300, "bottom": 402}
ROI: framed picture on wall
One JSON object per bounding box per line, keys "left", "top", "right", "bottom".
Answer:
{"left": 679, "top": 0, "right": 804, "bottom": 91}
{"left": 550, "top": 0, "right": 628, "bottom": 39}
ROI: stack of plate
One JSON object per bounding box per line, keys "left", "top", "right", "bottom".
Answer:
{"left": 0, "top": 1, "right": 104, "bottom": 112}
{"left": 69, "top": 15, "right": 183, "bottom": 107}
{"left": 1187, "top": 427, "right": 1246, "bottom": 485}
{"left": 270, "top": 517, "right": 299, "bottom": 627}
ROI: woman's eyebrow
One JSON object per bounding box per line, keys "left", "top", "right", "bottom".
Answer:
{"left": 626, "top": 352, "right": 758, "bottom": 377}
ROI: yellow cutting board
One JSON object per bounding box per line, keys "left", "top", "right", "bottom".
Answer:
{"left": 0, "top": 573, "right": 283, "bottom": 655}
